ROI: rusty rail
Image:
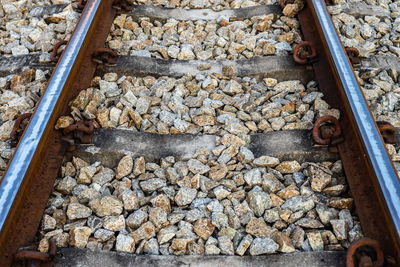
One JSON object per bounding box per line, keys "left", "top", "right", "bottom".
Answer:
{"left": 0, "top": 0, "right": 116, "bottom": 265}
{"left": 299, "top": 0, "right": 400, "bottom": 264}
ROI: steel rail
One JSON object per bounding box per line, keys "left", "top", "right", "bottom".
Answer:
{"left": 312, "top": 0, "right": 400, "bottom": 238}
{"left": 0, "top": 0, "right": 99, "bottom": 232}
{"left": 303, "top": 0, "right": 400, "bottom": 262}
{"left": 0, "top": 0, "right": 116, "bottom": 265}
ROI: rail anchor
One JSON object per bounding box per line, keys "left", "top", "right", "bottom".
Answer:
{"left": 10, "top": 113, "right": 32, "bottom": 145}
{"left": 50, "top": 40, "right": 67, "bottom": 63}
{"left": 293, "top": 41, "right": 317, "bottom": 65}
{"left": 77, "top": 0, "right": 86, "bottom": 12}
{"left": 14, "top": 240, "right": 56, "bottom": 267}
{"left": 92, "top": 48, "right": 118, "bottom": 67}
{"left": 376, "top": 121, "right": 396, "bottom": 145}
{"left": 345, "top": 47, "right": 361, "bottom": 67}
{"left": 112, "top": 0, "right": 133, "bottom": 12}
{"left": 346, "top": 238, "right": 384, "bottom": 267}
{"left": 61, "top": 121, "right": 94, "bottom": 151}
{"left": 312, "top": 115, "right": 343, "bottom": 145}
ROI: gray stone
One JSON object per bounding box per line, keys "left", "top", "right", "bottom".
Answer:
{"left": 143, "top": 238, "right": 159, "bottom": 255}
{"left": 42, "top": 215, "right": 56, "bottom": 231}
{"left": 330, "top": 219, "right": 347, "bottom": 241}
{"left": 253, "top": 156, "right": 280, "bottom": 167}
{"left": 116, "top": 233, "right": 135, "bottom": 253}
{"left": 188, "top": 159, "right": 210, "bottom": 174}
{"left": 92, "top": 168, "right": 114, "bottom": 186}
{"left": 316, "top": 204, "right": 338, "bottom": 225}
{"left": 116, "top": 156, "right": 133, "bottom": 179}
{"left": 149, "top": 207, "right": 169, "bottom": 229}
{"left": 213, "top": 186, "right": 230, "bottom": 200}
{"left": 94, "top": 229, "right": 114, "bottom": 242}
{"left": 103, "top": 215, "right": 125, "bottom": 231}
{"left": 126, "top": 209, "right": 148, "bottom": 229}
{"left": 175, "top": 187, "right": 197, "bottom": 206}
{"left": 69, "top": 227, "right": 92, "bottom": 248}
{"left": 262, "top": 173, "right": 284, "bottom": 193}
{"left": 67, "top": 203, "right": 92, "bottom": 220}
{"left": 223, "top": 80, "right": 243, "bottom": 95}
{"left": 235, "top": 234, "right": 253, "bottom": 256}
{"left": 89, "top": 196, "right": 123, "bottom": 217}
{"left": 218, "top": 236, "right": 234, "bottom": 255}
{"left": 339, "top": 209, "right": 353, "bottom": 229}
{"left": 249, "top": 238, "right": 279, "bottom": 255}
{"left": 119, "top": 190, "right": 139, "bottom": 212}
{"left": 157, "top": 225, "right": 178, "bottom": 245}
{"left": 140, "top": 179, "right": 167, "bottom": 193}
{"left": 56, "top": 176, "right": 77, "bottom": 194}
{"left": 306, "top": 231, "right": 323, "bottom": 251}
{"left": 247, "top": 191, "right": 272, "bottom": 217}
{"left": 244, "top": 169, "right": 262, "bottom": 186}
{"left": 295, "top": 218, "right": 324, "bottom": 229}
{"left": 281, "top": 196, "right": 315, "bottom": 212}
{"left": 348, "top": 223, "right": 363, "bottom": 243}
{"left": 238, "top": 147, "right": 254, "bottom": 163}
{"left": 131, "top": 221, "right": 156, "bottom": 244}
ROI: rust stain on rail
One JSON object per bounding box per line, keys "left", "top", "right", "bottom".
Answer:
{"left": 0, "top": 1, "right": 116, "bottom": 266}
{"left": 299, "top": 1, "right": 400, "bottom": 265}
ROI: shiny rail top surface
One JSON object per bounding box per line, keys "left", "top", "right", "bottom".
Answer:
{"left": 0, "top": 0, "right": 102, "bottom": 231}
{"left": 311, "top": 0, "right": 400, "bottom": 239}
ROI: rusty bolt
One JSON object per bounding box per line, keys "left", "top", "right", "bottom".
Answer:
{"left": 346, "top": 238, "right": 384, "bottom": 267}
{"left": 312, "top": 115, "right": 342, "bottom": 145}
{"left": 377, "top": 121, "right": 396, "bottom": 145}
{"left": 10, "top": 113, "right": 32, "bottom": 144}
{"left": 50, "top": 40, "right": 67, "bottom": 63}
{"left": 346, "top": 47, "right": 361, "bottom": 66}
{"left": 293, "top": 41, "right": 317, "bottom": 65}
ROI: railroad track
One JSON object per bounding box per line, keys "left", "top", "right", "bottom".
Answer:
{"left": 0, "top": 0, "right": 400, "bottom": 266}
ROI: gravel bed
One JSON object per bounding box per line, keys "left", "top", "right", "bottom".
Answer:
{"left": 106, "top": 13, "right": 303, "bottom": 60}
{"left": 38, "top": 149, "right": 362, "bottom": 254}
{"left": 0, "top": 68, "right": 51, "bottom": 176}
{"left": 0, "top": 2, "right": 80, "bottom": 56}
{"left": 55, "top": 73, "right": 340, "bottom": 135}
{"left": 329, "top": 0, "right": 400, "bottom": 58}
{"left": 132, "top": 0, "right": 278, "bottom": 10}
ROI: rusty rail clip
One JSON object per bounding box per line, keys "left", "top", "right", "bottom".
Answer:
{"left": 50, "top": 40, "right": 67, "bottom": 63}
{"left": 10, "top": 113, "right": 32, "bottom": 145}
{"left": 61, "top": 121, "right": 94, "bottom": 151}
{"left": 293, "top": 41, "right": 317, "bottom": 65}
{"left": 312, "top": 115, "right": 343, "bottom": 145}
{"left": 77, "top": 0, "right": 86, "bottom": 11}
{"left": 14, "top": 240, "right": 56, "bottom": 267}
{"left": 92, "top": 48, "right": 118, "bottom": 67}
{"left": 346, "top": 47, "right": 361, "bottom": 67}
{"left": 377, "top": 121, "right": 396, "bottom": 145}
{"left": 346, "top": 238, "right": 384, "bottom": 267}
{"left": 112, "top": 0, "right": 133, "bottom": 12}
